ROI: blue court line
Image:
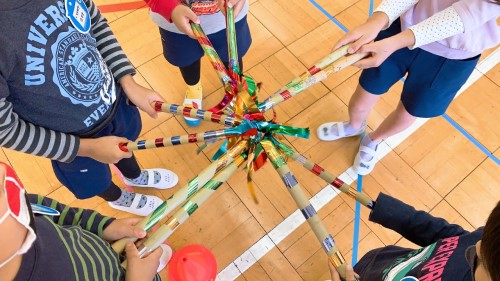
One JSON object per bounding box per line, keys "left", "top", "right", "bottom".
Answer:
{"left": 309, "top": 0, "right": 365, "bottom": 266}
{"left": 442, "top": 113, "right": 500, "bottom": 165}
{"left": 309, "top": 0, "right": 349, "bottom": 33}
{"left": 369, "top": 0, "right": 374, "bottom": 16}
{"left": 352, "top": 174, "right": 363, "bottom": 265}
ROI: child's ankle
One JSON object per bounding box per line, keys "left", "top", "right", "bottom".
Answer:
{"left": 186, "top": 81, "right": 202, "bottom": 99}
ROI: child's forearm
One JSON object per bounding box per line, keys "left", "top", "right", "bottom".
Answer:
{"left": 387, "top": 28, "right": 416, "bottom": 50}
{"left": 374, "top": 0, "right": 419, "bottom": 28}
{"left": 367, "top": 11, "right": 391, "bottom": 31}
{"left": 408, "top": 6, "right": 465, "bottom": 49}
{"left": 28, "top": 194, "right": 114, "bottom": 236}
{"left": 0, "top": 99, "right": 79, "bottom": 163}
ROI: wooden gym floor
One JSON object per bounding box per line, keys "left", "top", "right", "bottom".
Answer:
{"left": 7, "top": 0, "right": 499, "bottom": 280}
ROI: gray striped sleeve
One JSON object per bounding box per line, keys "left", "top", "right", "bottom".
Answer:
{"left": 86, "top": 0, "right": 136, "bottom": 82}
{"left": 0, "top": 99, "right": 79, "bottom": 163}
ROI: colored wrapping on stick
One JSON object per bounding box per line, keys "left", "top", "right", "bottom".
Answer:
{"left": 191, "top": 22, "right": 237, "bottom": 113}
{"left": 275, "top": 139, "right": 375, "bottom": 209}
{"left": 226, "top": 4, "right": 240, "bottom": 81}
{"left": 260, "top": 139, "right": 354, "bottom": 281}
{"left": 120, "top": 129, "right": 240, "bottom": 152}
{"left": 153, "top": 101, "right": 239, "bottom": 127}
{"left": 258, "top": 51, "right": 368, "bottom": 112}
{"left": 111, "top": 140, "right": 249, "bottom": 254}
{"left": 128, "top": 153, "right": 249, "bottom": 264}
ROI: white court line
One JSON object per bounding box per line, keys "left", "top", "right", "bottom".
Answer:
{"left": 217, "top": 48, "right": 500, "bottom": 281}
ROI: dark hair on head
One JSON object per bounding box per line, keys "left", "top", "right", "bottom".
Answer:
{"left": 482, "top": 201, "right": 500, "bottom": 281}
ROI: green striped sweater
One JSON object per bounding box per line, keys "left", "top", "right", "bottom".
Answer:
{"left": 13, "top": 195, "right": 161, "bottom": 281}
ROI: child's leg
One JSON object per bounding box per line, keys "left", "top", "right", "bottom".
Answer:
{"left": 179, "top": 60, "right": 201, "bottom": 86}
{"left": 114, "top": 154, "right": 141, "bottom": 179}
{"left": 318, "top": 19, "right": 414, "bottom": 142}
{"left": 369, "top": 101, "right": 416, "bottom": 142}
{"left": 115, "top": 154, "right": 178, "bottom": 189}
{"left": 178, "top": 60, "right": 203, "bottom": 126}
{"left": 52, "top": 158, "right": 164, "bottom": 216}
{"left": 348, "top": 84, "right": 381, "bottom": 130}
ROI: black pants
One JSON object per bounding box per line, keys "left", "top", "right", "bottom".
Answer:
{"left": 98, "top": 155, "right": 141, "bottom": 201}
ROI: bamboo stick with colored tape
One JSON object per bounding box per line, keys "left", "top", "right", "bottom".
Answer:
{"left": 191, "top": 23, "right": 232, "bottom": 85}
{"left": 112, "top": 140, "right": 248, "bottom": 254}
{"left": 119, "top": 129, "right": 240, "bottom": 152}
{"left": 270, "top": 45, "right": 350, "bottom": 97}
{"left": 261, "top": 139, "right": 356, "bottom": 281}
{"left": 276, "top": 141, "right": 375, "bottom": 209}
{"left": 123, "top": 153, "right": 248, "bottom": 266}
{"left": 258, "top": 52, "right": 368, "bottom": 112}
{"left": 153, "top": 101, "right": 239, "bottom": 127}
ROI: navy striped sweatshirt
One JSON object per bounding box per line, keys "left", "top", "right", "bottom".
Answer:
{"left": 0, "top": 0, "right": 136, "bottom": 163}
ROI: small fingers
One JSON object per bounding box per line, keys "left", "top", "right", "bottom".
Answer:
{"left": 352, "top": 55, "right": 379, "bottom": 69}
{"left": 125, "top": 241, "right": 139, "bottom": 259}
{"left": 146, "top": 246, "right": 164, "bottom": 261}
{"left": 345, "top": 264, "right": 356, "bottom": 281}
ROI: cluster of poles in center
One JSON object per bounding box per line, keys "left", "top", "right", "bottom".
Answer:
{"left": 111, "top": 5, "right": 374, "bottom": 280}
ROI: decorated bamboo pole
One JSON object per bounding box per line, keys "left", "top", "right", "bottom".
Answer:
{"left": 276, "top": 140, "right": 375, "bottom": 209}
{"left": 191, "top": 22, "right": 237, "bottom": 114}
{"left": 112, "top": 140, "right": 249, "bottom": 254}
{"left": 153, "top": 101, "right": 239, "bottom": 127}
{"left": 119, "top": 129, "right": 243, "bottom": 152}
{"left": 271, "top": 45, "right": 350, "bottom": 96}
{"left": 261, "top": 139, "right": 355, "bottom": 281}
{"left": 191, "top": 23, "right": 232, "bottom": 85}
{"left": 225, "top": 5, "right": 240, "bottom": 81}
{"left": 258, "top": 52, "right": 368, "bottom": 112}
{"left": 130, "top": 153, "right": 248, "bottom": 264}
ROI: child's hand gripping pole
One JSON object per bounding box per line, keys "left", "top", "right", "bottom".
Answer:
{"left": 112, "top": 140, "right": 249, "bottom": 254}
{"left": 121, "top": 152, "right": 249, "bottom": 268}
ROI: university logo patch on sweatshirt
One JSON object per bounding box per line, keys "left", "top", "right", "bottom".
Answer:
{"left": 0, "top": 0, "right": 118, "bottom": 134}
{"left": 25, "top": 1, "right": 116, "bottom": 121}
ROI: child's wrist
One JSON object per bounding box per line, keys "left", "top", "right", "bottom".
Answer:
{"left": 119, "top": 74, "right": 137, "bottom": 93}
{"left": 77, "top": 138, "right": 93, "bottom": 158}
{"left": 392, "top": 29, "right": 416, "bottom": 49}
{"left": 368, "top": 12, "right": 390, "bottom": 30}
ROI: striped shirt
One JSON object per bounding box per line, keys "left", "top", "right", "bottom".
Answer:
{"left": 14, "top": 194, "right": 161, "bottom": 281}
{"left": 0, "top": 0, "right": 136, "bottom": 163}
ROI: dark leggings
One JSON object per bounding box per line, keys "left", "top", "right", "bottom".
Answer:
{"left": 97, "top": 155, "right": 142, "bottom": 201}
{"left": 179, "top": 59, "right": 244, "bottom": 85}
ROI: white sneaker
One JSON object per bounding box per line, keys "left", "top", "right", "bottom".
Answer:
{"left": 317, "top": 121, "right": 365, "bottom": 141}
{"left": 123, "top": 169, "right": 179, "bottom": 190}
{"left": 353, "top": 141, "right": 379, "bottom": 176}
{"left": 108, "top": 193, "right": 163, "bottom": 216}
